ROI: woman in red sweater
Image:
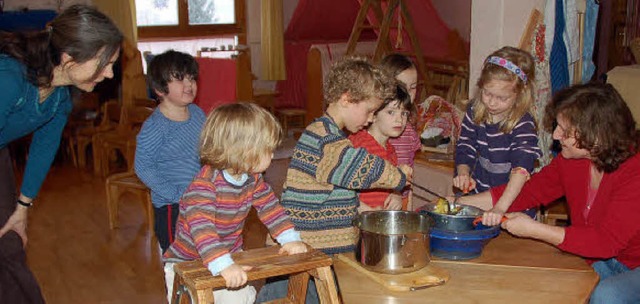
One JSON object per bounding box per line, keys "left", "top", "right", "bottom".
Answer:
{"left": 458, "top": 83, "right": 640, "bottom": 304}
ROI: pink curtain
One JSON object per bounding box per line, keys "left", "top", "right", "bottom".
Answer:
{"left": 194, "top": 57, "right": 237, "bottom": 114}
{"left": 276, "top": 0, "right": 456, "bottom": 109}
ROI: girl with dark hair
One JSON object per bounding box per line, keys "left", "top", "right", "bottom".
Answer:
{"left": 0, "top": 5, "right": 123, "bottom": 302}
{"left": 458, "top": 83, "right": 640, "bottom": 304}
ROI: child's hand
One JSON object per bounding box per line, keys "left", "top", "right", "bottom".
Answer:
{"left": 384, "top": 193, "right": 403, "bottom": 210}
{"left": 358, "top": 202, "right": 382, "bottom": 212}
{"left": 220, "top": 263, "right": 253, "bottom": 288}
{"left": 453, "top": 174, "right": 476, "bottom": 193}
{"left": 279, "top": 241, "right": 308, "bottom": 255}
{"left": 399, "top": 165, "right": 413, "bottom": 182}
{"left": 482, "top": 207, "right": 506, "bottom": 226}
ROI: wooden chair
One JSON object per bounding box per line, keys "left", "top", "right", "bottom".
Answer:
{"left": 105, "top": 140, "right": 153, "bottom": 232}
{"left": 95, "top": 105, "right": 154, "bottom": 177}
{"left": 74, "top": 100, "right": 121, "bottom": 169}
{"left": 541, "top": 199, "right": 569, "bottom": 226}
{"left": 62, "top": 92, "right": 101, "bottom": 166}
{"left": 171, "top": 245, "right": 340, "bottom": 304}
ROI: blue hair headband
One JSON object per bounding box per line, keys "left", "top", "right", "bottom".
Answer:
{"left": 486, "top": 56, "right": 528, "bottom": 84}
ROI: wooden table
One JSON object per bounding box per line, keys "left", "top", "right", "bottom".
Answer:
{"left": 333, "top": 233, "right": 598, "bottom": 303}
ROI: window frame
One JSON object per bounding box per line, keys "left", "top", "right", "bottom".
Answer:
{"left": 137, "top": 0, "right": 246, "bottom": 41}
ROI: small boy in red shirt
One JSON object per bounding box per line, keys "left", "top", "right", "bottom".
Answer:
{"left": 349, "top": 84, "right": 412, "bottom": 210}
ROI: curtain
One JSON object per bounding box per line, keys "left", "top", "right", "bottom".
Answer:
{"left": 261, "top": 0, "right": 286, "bottom": 80}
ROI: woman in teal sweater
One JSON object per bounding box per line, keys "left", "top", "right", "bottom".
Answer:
{"left": 0, "top": 5, "right": 122, "bottom": 302}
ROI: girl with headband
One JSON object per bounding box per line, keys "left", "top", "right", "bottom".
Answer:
{"left": 453, "top": 46, "right": 541, "bottom": 226}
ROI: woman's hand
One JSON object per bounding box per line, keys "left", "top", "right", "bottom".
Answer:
{"left": 482, "top": 207, "right": 506, "bottom": 226}
{"left": 279, "top": 241, "right": 308, "bottom": 255}
{"left": 0, "top": 205, "right": 29, "bottom": 246}
{"left": 384, "top": 193, "right": 403, "bottom": 210}
{"left": 220, "top": 263, "right": 253, "bottom": 288}
{"left": 445, "top": 191, "right": 494, "bottom": 211}
{"left": 500, "top": 212, "right": 538, "bottom": 238}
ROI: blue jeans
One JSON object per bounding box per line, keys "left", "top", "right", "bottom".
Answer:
{"left": 256, "top": 275, "right": 319, "bottom": 304}
{"left": 590, "top": 258, "right": 640, "bottom": 304}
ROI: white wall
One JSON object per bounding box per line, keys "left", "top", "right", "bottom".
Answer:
{"left": 469, "top": 0, "right": 545, "bottom": 95}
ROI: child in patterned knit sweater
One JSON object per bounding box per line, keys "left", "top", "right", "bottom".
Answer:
{"left": 135, "top": 50, "right": 206, "bottom": 253}
{"left": 163, "top": 102, "right": 307, "bottom": 303}
{"left": 380, "top": 54, "right": 423, "bottom": 210}
{"left": 349, "top": 84, "right": 413, "bottom": 211}
{"left": 280, "top": 57, "right": 412, "bottom": 255}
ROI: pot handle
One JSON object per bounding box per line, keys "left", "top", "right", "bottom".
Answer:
{"left": 352, "top": 216, "right": 361, "bottom": 228}
{"left": 409, "top": 279, "right": 446, "bottom": 291}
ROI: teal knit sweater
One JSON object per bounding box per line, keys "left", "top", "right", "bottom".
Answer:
{"left": 0, "top": 55, "right": 72, "bottom": 198}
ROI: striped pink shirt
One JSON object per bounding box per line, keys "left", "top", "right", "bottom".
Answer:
{"left": 389, "top": 124, "right": 421, "bottom": 167}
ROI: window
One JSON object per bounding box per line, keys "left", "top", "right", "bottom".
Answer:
{"left": 136, "top": 0, "right": 245, "bottom": 40}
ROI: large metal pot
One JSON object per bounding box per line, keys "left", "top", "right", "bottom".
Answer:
{"left": 353, "top": 211, "right": 433, "bottom": 274}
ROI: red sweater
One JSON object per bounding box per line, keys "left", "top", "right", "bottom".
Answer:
{"left": 491, "top": 153, "right": 640, "bottom": 269}
{"left": 349, "top": 131, "right": 398, "bottom": 208}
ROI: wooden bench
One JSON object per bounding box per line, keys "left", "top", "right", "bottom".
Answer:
{"left": 171, "top": 245, "right": 340, "bottom": 304}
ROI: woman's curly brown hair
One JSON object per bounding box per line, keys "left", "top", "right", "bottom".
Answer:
{"left": 323, "top": 56, "right": 395, "bottom": 105}
{"left": 544, "top": 83, "right": 638, "bottom": 172}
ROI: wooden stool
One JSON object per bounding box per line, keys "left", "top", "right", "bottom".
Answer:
{"left": 276, "top": 108, "right": 307, "bottom": 137}
{"left": 171, "top": 246, "right": 340, "bottom": 304}
{"left": 253, "top": 88, "right": 278, "bottom": 113}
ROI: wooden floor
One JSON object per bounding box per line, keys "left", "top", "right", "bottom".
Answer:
{"left": 23, "top": 152, "right": 294, "bottom": 304}
{"left": 26, "top": 164, "right": 167, "bottom": 303}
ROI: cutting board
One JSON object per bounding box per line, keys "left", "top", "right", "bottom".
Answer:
{"left": 336, "top": 253, "right": 449, "bottom": 292}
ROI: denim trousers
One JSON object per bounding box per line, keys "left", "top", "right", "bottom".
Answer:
{"left": 589, "top": 258, "right": 640, "bottom": 304}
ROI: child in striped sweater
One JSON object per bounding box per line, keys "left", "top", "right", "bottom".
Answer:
{"left": 454, "top": 46, "right": 542, "bottom": 226}
{"left": 163, "top": 102, "right": 307, "bottom": 303}
{"left": 135, "top": 50, "right": 205, "bottom": 252}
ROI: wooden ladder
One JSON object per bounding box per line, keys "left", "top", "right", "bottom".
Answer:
{"left": 346, "top": 0, "right": 432, "bottom": 95}
{"left": 171, "top": 245, "right": 340, "bottom": 304}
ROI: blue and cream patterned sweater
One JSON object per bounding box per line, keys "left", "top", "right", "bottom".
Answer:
{"left": 281, "top": 115, "right": 406, "bottom": 254}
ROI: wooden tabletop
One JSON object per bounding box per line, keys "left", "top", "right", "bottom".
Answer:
{"left": 333, "top": 232, "right": 598, "bottom": 303}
